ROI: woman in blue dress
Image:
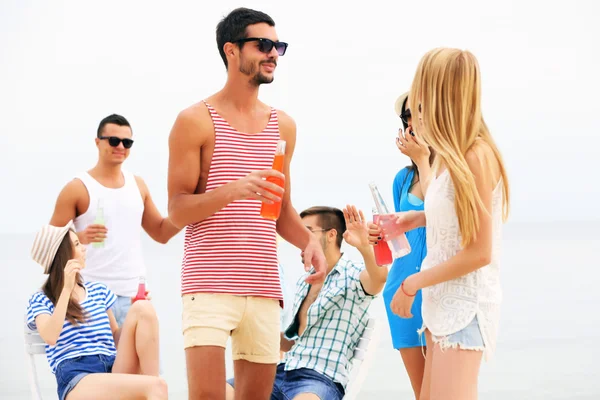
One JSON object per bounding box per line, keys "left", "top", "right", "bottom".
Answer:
{"left": 379, "top": 92, "right": 433, "bottom": 399}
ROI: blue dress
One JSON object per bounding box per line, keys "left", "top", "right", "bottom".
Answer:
{"left": 383, "top": 167, "right": 427, "bottom": 349}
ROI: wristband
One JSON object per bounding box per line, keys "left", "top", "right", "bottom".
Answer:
{"left": 401, "top": 281, "right": 416, "bottom": 297}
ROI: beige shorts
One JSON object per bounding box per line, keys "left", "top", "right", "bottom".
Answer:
{"left": 182, "top": 293, "right": 281, "bottom": 364}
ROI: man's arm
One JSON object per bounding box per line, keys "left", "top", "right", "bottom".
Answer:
{"left": 135, "top": 176, "right": 181, "bottom": 244}
{"left": 357, "top": 246, "right": 387, "bottom": 296}
{"left": 343, "top": 206, "right": 388, "bottom": 296}
{"left": 49, "top": 180, "right": 106, "bottom": 244}
{"left": 274, "top": 111, "right": 311, "bottom": 250}
{"left": 167, "top": 105, "right": 284, "bottom": 229}
{"left": 49, "top": 181, "right": 79, "bottom": 226}
{"left": 274, "top": 111, "right": 326, "bottom": 283}
{"left": 167, "top": 106, "right": 234, "bottom": 229}
{"left": 280, "top": 332, "right": 295, "bottom": 352}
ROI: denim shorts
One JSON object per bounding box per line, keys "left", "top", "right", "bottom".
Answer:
{"left": 55, "top": 354, "right": 116, "bottom": 400}
{"left": 420, "top": 316, "right": 485, "bottom": 352}
{"left": 227, "top": 363, "right": 345, "bottom": 400}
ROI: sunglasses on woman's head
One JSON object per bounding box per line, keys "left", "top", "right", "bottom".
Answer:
{"left": 236, "top": 37, "right": 288, "bottom": 56}
{"left": 99, "top": 136, "right": 134, "bottom": 149}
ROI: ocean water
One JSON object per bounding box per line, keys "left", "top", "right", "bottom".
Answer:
{"left": 1, "top": 221, "right": 599, "bottom": 399}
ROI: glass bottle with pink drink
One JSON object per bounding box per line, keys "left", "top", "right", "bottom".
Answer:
{"left": 372, "top": 207, "right": 393, "bottom": 267}
{"left": 131, "top": 276, "right": 146, "bottom": 304}
{"left": 369, "top": 182, "right": 411, "bottom": 259}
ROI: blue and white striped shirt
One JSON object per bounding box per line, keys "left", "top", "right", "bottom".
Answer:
{"left": 26, "top": 281, "right": 117, "bottom": 373}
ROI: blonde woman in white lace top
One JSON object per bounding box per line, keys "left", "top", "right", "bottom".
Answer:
{"left": 381, "top": 48, "right": 511, "bottom": 400}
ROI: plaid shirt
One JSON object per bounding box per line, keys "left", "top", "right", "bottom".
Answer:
{"left": 282, "top": 255, "right": 376, "bottom": 388}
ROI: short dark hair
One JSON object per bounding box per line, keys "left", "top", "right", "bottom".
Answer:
{"left": 216, "top": 7, "right": 276, "bottom": 69}
{"left": 97, "top": 114, "right": 132, "bottom": 138}
{"left": 300, "top": 206, "right": 346, "bottom": 249}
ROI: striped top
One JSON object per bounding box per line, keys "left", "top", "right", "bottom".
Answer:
{"left": 26, "top": 282, "right": 117, "bottom": 373}
{"left": 180, "top": 101, "right": 283, "bottom": 302}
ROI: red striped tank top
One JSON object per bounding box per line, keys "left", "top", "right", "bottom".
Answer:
{"left": 180, "top": 101, "right": 283, "bottom": 302}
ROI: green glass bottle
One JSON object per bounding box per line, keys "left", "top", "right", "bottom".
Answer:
{"left": 92, "top": 199, "right": 105, "bottom": 249}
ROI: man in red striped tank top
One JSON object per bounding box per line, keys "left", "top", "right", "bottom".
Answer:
{"left": 166, "top": 8, "right": 327, "bottom": 400}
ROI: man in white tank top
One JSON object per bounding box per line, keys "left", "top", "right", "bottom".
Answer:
{"left": 49, "top": 114, "right": 180, "bottom": 326}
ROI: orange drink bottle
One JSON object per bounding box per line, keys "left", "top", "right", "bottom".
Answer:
{"left": 260, "top": 140, "right": 286, "bottom": 220}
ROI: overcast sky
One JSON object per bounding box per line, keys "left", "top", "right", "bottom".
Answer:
{"left": 1, "top": 0, "right": 598, "bottom": 234}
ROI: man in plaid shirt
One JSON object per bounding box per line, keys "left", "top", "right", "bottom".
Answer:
{"left": 226, "top": 204, "right": 387, "bottom": 399}
{"left": 281, "top": 205, "right": 387, "bottom": 399}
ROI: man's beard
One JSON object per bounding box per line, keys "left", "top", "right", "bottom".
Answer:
{"left": 239, "top": 58, "right": 275, "bottom": 86}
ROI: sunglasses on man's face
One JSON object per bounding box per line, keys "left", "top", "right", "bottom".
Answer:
{"left": 99, "top": 136, "right": 134, "bottom": 149}
{"left": 236, "top": 37, "right": 288, "bottom": 56}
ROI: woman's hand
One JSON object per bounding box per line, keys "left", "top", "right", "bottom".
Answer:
{"left": 378, "top": 211, "right": 420, "bottom": 241}
{"left": 367, "top": 222, "right": 382, "bottom": 246}
{"left": 63, "top": 260, "right": 82, "bottom": 294}
{"left": 390, "top": 278, "right": 418, "bottom": 318}
{"left": 396, "top": 127, "right": 430, "bottom": 166}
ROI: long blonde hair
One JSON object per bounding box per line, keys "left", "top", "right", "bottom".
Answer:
{"left": 409, "top": 48, "right": 510, "bottom": 247}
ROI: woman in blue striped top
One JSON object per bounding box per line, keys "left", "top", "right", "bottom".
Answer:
{"left": 26, "top": 221, "right": 167, "bottom": 400}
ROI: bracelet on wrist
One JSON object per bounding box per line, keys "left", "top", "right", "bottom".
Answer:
{"left": 401, "top": 281, "right": 416, "bottom": 297}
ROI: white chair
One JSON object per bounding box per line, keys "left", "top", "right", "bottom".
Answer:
{"left": 344, "top": 317, "right": 381, "bottom": 400}
{"left": 24, "top": 323, "right": 47, "bottom": 400}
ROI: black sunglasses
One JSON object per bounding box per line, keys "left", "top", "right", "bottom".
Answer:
{"left": 99, "top": 136, "right": 134, "bottom": 149}
{"left": 236, "top": 37, "right": 288, "bottom": 56}
{"left": 400, "top": 108, "right": 411, "bottom": 126}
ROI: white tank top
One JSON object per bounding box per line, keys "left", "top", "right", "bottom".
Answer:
{"left": 421, "top": 168, "right": 503, "bottom": 360}
{"left": 73, "top": 170, "right": 145, "bottom": 297}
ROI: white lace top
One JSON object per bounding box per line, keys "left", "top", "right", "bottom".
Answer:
{"left": 421, "top": 169, "right": 503, "bottom": 360}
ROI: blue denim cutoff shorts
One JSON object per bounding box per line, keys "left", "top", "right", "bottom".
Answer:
{"left": 227, "top": 363, "right": 345, "bottom": 400}
{"left": 419, "top": 316, "right": 485, "bottom": 352}
{"left": 55, "top": 354, "right": 116, "bottom": 400}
